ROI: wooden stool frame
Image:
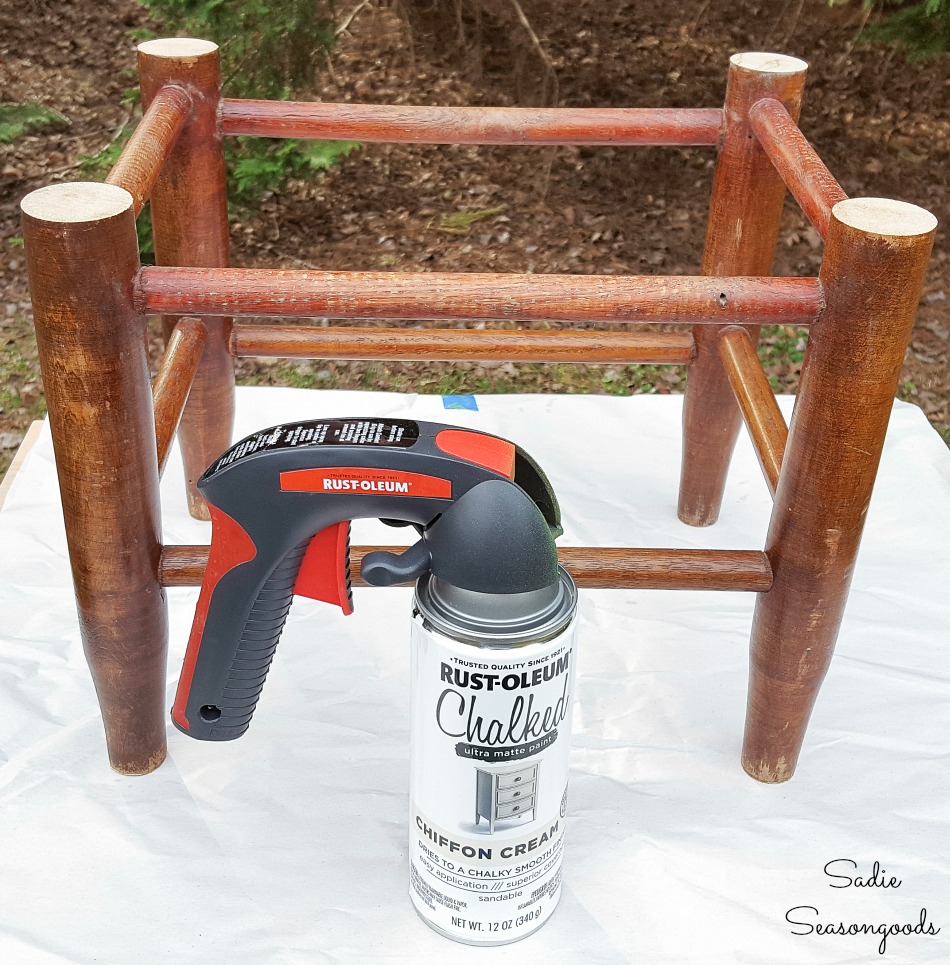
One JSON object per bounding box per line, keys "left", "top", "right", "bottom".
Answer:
{"left": 20, "top": 41, "right": 936, "bottom": 782}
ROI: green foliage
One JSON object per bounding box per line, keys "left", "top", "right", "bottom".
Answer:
{"left": 140, "top": 0, "right": 337, "bottom": 98}
{"left": 0, "top": 103, "right": 69, "bottom": 143}
{"left": 0, "top": 331, "right": 46, "bottom": 423}
{"left": 831, "top": 1, "right": 950, "bottom": 57}
{"left": 869, "top": 1, "right": 950, "bottom": 56}
{"left": 438, "top": 207, "right": 507, "bottom": 235}
{"left": 136, "top": 209, "right": 156, "bottom": 260}
{"left": 139, "top": 1, "right": 358, "bottom": 203}
{"left": 69, "top": 0, "right": 351, "bottom": 253}
{"left": 76, "top": 133, "right": 131, "bottom": 178}
{"left": 758, "top": 326, "right": 808, "bottom": 391}
{"left": 229, "top": 137, "right": 360, "bottom": 203}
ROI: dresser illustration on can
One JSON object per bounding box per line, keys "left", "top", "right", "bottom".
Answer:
{"left": 475, "top": 762, "right": 539, "bottom": 833}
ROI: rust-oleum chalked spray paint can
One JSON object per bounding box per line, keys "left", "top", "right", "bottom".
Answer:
{"left": 367, "top": 479, "right": 578, "bottom": 945}
{"left": 409, "top": 570, "right": 577, "bottom": 945}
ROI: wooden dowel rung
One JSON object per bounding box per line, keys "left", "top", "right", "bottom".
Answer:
{"left": 105, "top": 84, "right": 192, "bottom": 217}
{"left": 230, "top": 324, "right": 696, "bottom": 365}
{"left": 551, "top": 547, "right": 772, "bottom": 590}
{"left": 152, "top": 317, "right": 207, "bottom": 477}
{"left": 137, "top": 267, "right": 824, "bottom": 327}
{"left": 159, "top": 544, "right": 772, "bottom": 592}
{"left": 221, "top": 100, "right": 723, "bottom": 146}
{"left": 718, "top": 325, "right": 788, "bottom": 496}
{"left": 748, "top": 98, "right": 847, "bottom": 240}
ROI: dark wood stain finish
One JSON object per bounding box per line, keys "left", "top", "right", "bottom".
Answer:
{"left": 221, "top": 100, "right": 724, "bottom": 146}
{"left": 153, "top": 317, "right": 207, "bottom": 477}
{"left": 718, "top": 325, "right": 789, "bottom": 496}
{"left": 748, "top": 98, "right": 848, "bottom": 240}
{"left": 21, "top": 185, "right": 168, "bottom": 775}
{"left": 231, "top": 324, "right": 696, "bottom": 364}
{"left": 743, "top": 200, "right": 936, "bottom": 782}
{"left": 678, "top": 56, "right": 807, "bottom": 527}
{"left": 105, "top": 84, "right": 192, "bottom": 217}
{"left": 159, "top": 544, "right": 774, "bottom": 592}
{"left": 137, "top": 267, "right": 824, "bottom": 326}
{"left": 138, "top": 42, "right": 234, "bottom": 520}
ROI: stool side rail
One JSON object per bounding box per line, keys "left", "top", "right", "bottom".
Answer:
{"left": 105, "top": 84, "right": 192, "bottom": 218}
{"left": 159, "top": 545, "right": 774, "bottom": 592}
{"left": 220, "top": 100, "right": 724, "bottom": 146}
{"left": 152, "top": 317, "right": 207, "bottom": 477}
{"left": 748, "top": 98, "right": 848, "bottom": 240}
{"left": 230, "top": 324, "right": 696, "bottom": 365}
{"left": 136, "top": 267, "right": 825, "bottom": 327}
{"left": 717, "top": 325, "right": 789, "bottom": 496}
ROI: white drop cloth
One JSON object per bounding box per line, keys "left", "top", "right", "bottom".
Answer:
{"left": 0, "top": 388, "right": 948, "bottom": 964}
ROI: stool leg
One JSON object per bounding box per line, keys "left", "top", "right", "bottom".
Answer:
{"left": 138, "top": 39, "right": 234, "bottom": 521}
{"left": 678, "top": 53, "right": 807, "bottom": 526}
{"left": 742, "top": 198, "right": 936, "bottom": 782}
{"left": 22, "top": 183, "right": 168, "bottom": 775}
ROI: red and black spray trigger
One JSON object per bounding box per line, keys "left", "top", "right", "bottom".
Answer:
{"left": 173, "top": 418, "right": 560, "bottom": 742}
{"left": 293, "top": 521, "right": 354, "bottom": 614}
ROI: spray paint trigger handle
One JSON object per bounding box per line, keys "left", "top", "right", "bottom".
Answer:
{"left": 293, "top": 521, "right": 354, "bottom": 614}
{"left": 361, "top": 541, "right": 432, "bottom": 587}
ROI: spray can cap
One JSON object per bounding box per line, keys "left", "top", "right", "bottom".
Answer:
{"left": 362, "top": 480, "right": 574, "bottom": 645}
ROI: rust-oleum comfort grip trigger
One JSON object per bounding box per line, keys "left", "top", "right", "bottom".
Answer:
{"left": 172, "top": 417, "right": 562, "bottom": 741}
{"left": 174, "top": 415, "right": 579, "bottom": 944}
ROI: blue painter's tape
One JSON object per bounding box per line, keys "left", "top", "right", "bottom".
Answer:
{"left": 442, "top": 395, "right": 478, "bottom": 411}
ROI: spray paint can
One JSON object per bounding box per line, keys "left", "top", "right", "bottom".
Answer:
{"left": 360, "top": 470, "right": 577, "bottom": 944}
{"left": 407, "top": 558, "right": 578, "bottom": 943}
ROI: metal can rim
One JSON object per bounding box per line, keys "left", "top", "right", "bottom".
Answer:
{"left": 413, "top": 565, "right": 577, "bottom": 648}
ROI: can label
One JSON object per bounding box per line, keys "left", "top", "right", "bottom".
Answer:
{"left": 409, "top": 613, "right": 577, "bottom": 944}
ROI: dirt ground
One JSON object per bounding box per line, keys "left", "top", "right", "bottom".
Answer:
{"left": 1, "top": 0, "right": 948, "bottom": 473}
